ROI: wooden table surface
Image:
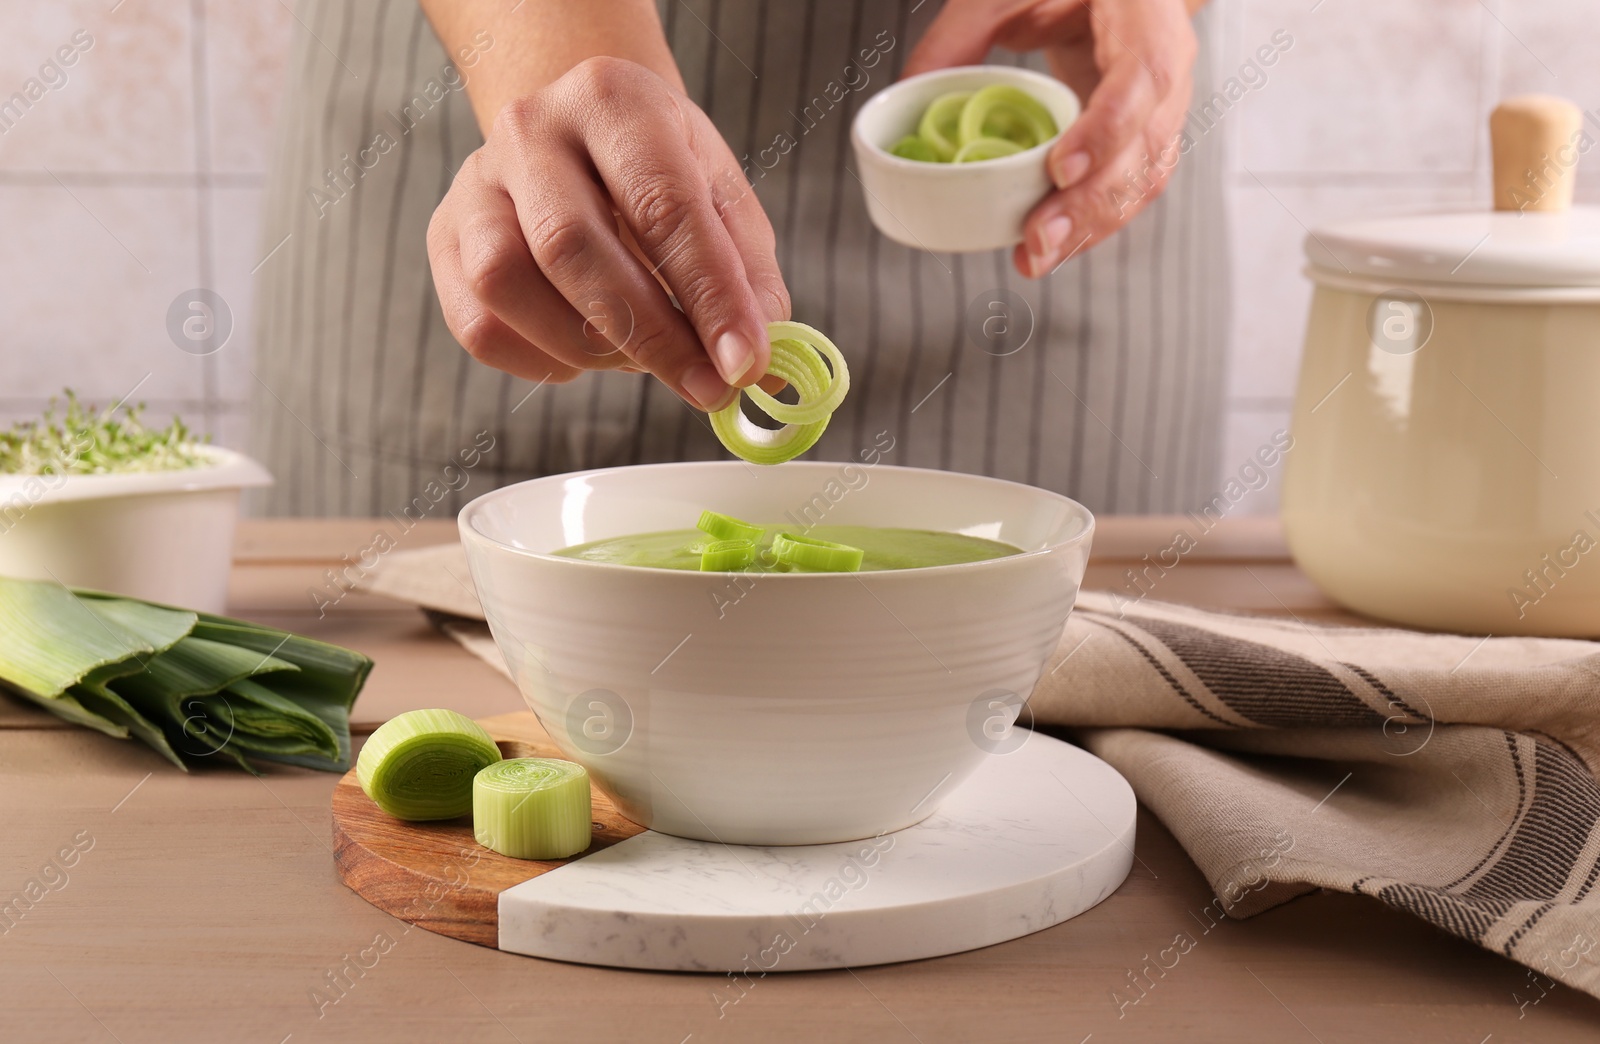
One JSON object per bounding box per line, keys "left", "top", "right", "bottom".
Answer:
{"left": 4, "top": 517, "right": 1598, "bottom": 1043}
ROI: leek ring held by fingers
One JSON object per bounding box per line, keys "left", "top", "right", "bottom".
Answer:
{"left": 709, "top": 321, "right": 850, "bottom": 465}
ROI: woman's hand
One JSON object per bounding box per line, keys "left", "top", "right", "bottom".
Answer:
{"left": 426, "top": 56, "right": 789, "bottom": 410}
{"left": 903, "top": 0, "right": 1198, "bottom": 278}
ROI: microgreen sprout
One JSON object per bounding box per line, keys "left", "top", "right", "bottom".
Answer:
{"left": 0, "top": 390, "right": 207, "bottom": 475}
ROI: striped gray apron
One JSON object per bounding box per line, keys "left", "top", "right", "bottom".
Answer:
{"left": 250, "top": 0, "right": 1228, "bottom": 517}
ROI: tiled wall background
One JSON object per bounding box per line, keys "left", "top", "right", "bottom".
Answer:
{"left": 0, "top": 1, "right": 1593, "bottom": 515}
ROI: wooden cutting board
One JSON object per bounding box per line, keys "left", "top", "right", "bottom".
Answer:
{"left": 330, "top": 712, "right": 645, "bottom": 947}
{"left": 333, "top": 711, "right": 1137, "bottom": 971}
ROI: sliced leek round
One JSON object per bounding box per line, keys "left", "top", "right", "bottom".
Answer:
{"left": 953, "top": 136, "right": 1027, "bottom": 163}
{"left": 890, "top": 134, "right": 940, "bottom": 162}
{"left": 473, "top": 758, "right": 593, "bottom": 860}
{"left": 700, "top": 538, "right": 757, "bottom": 571}
{"left": 771, "top": 532, "right": 865, "bottom": 572}
{"left": 697, "top": 510, "right": 764, "bottom": 543}
{"left": 889, "top": 84, "right": 1060, "bottom": 165}
{"left": 957, "top": 84, "right": 1058, "bottom": 150}
{"left": 917, "top": 91, "right": 973, "bottom": 161}
{"left": 356, "top": 708, "right": 501, "bottom": 821}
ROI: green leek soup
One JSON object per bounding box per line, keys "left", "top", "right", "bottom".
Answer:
{"left": 553, "top": 525, "right": 1022, "bottom": 572}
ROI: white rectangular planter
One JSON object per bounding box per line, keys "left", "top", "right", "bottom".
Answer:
{"left": 0, "top": 446, "right": 272, "bottom": 614}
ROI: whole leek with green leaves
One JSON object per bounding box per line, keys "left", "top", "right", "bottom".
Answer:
{"left": 0, "top": 577, "right": 371, "bottom": 773}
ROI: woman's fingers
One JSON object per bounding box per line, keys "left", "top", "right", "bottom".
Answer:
{"left": 564, "top": 59, "right": 772, "bottom": 389}
{"left": 901, "top": 0, "right": 1011, "bottom": 78}
{"left": 676, "top": 104, "right": 790, "bottom": 387}
{"left": 1019, "top": 60, "right": 1190, "bottom": 276}
{"left": 426, "top": 194, "right": 584, "bottom": 384}
{"left": 1047, "top": 49, "right": 1158, "bottom": 192}
{"left": 427, "top": 56, "right": 795, "bottom": 408}
{"left": 1016, "top": 133, "right": 1157, "bottom": 275}
{"left": 685, "top": 101, "right": 791, "bottom": 335}
{"left": 497, "top": 141, "right": 738, "bottom": 410}
{"left": 488, "top": 75, "right": 746, "bottom": 410}
{"left": 1011, "top": 0, "right": 1197, "bottom": 276}
{"left": 431, "top": 257, "right": 585, "bottom": 385}
{"left": 451, "top": 168, "right": 636, "bottom": 372}
{"left": 1044, "top": 0, "right": 1194, "bottom": 197}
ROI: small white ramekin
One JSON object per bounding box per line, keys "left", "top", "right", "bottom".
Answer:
{"left": 850, "top": 64, "right": 1080, "bottom": 254}
{"left": 0, "top": 446, "right": 272, "bottom": 613}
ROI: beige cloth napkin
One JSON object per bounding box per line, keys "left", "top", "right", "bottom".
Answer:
{"left": 1040, "top": 592, "right": 1600, "bottom": 1004}
{"left": 361, "top": 546, "right": 1600, "bottom": 1001}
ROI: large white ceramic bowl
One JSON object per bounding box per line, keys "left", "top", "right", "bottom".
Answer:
{"left": 0, "top": 446, "right": 271, "bottom": 613}
{"left": 459, "top": 461, "right": 1093, "bottom": 846}
{"left": 850, "top": 65, "right": 1080, "bottom": 253}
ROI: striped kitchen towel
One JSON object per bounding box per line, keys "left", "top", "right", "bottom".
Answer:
{"left": 1031, "top": 592, "right": 1600, "bottom": 1003}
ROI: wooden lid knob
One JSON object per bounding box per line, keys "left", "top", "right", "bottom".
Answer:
{"left": 1491, "top": 94, "right": 1583, "bottom": 212}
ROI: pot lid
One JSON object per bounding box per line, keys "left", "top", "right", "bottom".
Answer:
{"left": 1304, "top": 207, "right": 1600, "bottom": 288}
{"left": 1305, "top": 95, "right": 1600, "bottom": 290}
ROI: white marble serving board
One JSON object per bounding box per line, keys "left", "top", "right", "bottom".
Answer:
{"left": 497, "top": 732, "right": 1136, "bottom": 972}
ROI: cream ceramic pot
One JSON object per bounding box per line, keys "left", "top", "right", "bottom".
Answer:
{"left": 1282, "top": 97, "right": 1600, "bottom": 636}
